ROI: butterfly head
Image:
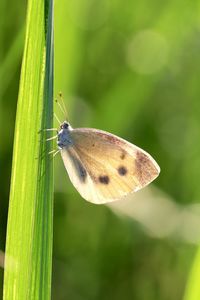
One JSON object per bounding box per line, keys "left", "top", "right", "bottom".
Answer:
{"left": 57, "top": 121, "right": 73, "bottom": 149}
{"left": 60, "top": 121, "right": 70, "bottom": 130}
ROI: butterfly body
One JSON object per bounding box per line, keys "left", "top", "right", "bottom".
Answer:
{"left": 57, "top": 121, "right": 160, "bottom": 204}
{"left": 57, "top": 121, "right": 73, "bottom": 149}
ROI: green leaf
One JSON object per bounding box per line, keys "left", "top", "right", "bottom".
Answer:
{"left": 3, "top": 0, "right": 54, "bottom": 298}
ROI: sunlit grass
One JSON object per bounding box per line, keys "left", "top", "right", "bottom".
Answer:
{"left": 184, "top": 249, "right": 200, "bottom": 300}
{"left": 3, "top": 0, "right": 54, "bottom": 298}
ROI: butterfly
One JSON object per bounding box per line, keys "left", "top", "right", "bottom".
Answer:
{"left": 49, "top": 120, "right": 160, "bottom": 204}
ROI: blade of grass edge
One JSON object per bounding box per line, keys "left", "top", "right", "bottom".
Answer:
{"left": 3, "top": 0, "right": 54, "bottom": 298}
{"left": 184, "top": 248, "right": 200, "bottom": 300}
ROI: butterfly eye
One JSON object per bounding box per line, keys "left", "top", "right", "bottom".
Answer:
{"left": 61, "top": 121, "right": 69, "bottom": 129}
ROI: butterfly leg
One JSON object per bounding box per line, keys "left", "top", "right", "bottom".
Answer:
{"left": 44, "top": 128, "right": 58, "bottom": 131}
{"left": 48, "top": 149, "right": 60, "bottom": 157}
{"left": 38, "top": 127, "right": 58, "bottom": 134}
{"left": 48, "top": 149, "right": 57, "bottom": 155}
{"left": 53, "top": 150, "right": 60, "bottom": 157}
{"left": 46, "top": 135, "right": 57, "bottom": 141}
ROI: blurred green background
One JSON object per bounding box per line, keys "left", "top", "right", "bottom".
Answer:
{"left": 1, "top": 0, "right": 200, "bottom": 299}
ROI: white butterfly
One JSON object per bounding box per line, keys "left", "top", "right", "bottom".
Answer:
{"left": 51, "top": 120, "right": 160, "bottom": 204}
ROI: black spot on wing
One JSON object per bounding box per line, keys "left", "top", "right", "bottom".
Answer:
{"left": 99, "top": 175, "right": 110, "bottom": 184}
{"left": 120, "top": 151, "right": 126, "bottom": 160}
{"left": 118, "top": 166, "right": 127, "bottom": 176}
{"left": 77, "top": 161, "right": 87, "bottom": 182}
{"left": 70, "top": 155, "right": 87, "bottom": 182}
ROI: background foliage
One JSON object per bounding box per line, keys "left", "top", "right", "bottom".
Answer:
{"left": 1, "top": 0, "right": 200, "bottom": 299}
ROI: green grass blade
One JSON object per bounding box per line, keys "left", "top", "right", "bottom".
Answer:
{"left": 3, "top": 0, "right": 54, "bottom": 298}
{"left": 184, "top": 249, "right": 200, "bottom": 300}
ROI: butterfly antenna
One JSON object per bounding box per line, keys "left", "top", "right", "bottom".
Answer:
{"left": 58, "top": 92, "right": 69, "bottom": 121}
{"left": 55, "top": 98, "right": 66, "bottom": 118}
{"left": 54, "top": 112, "right": 61, "bottom": 125}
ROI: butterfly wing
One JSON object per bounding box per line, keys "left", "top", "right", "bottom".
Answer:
{"left": 61, "top": 128, "right": 160, "bottom": 204}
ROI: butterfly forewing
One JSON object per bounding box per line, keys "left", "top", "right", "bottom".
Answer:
{"left": 61, "top": 128, "right": 160, "bottom": 204}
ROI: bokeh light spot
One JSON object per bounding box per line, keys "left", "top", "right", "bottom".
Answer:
{"left": 126, "top": 29, "right": 169, "bottom": 74}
